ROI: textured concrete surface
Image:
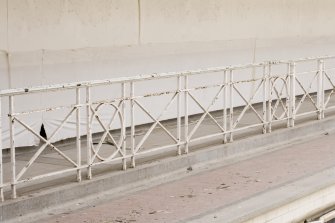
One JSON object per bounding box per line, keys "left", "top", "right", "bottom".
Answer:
{"left": 34, "top": 131, "right": 335, "bottom": 223}
{"left": 2, "top": 1, "right": 335, "bottom": 51}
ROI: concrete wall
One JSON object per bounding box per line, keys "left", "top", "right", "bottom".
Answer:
{"left": 2, "top": 0, "right": 335, "bottom": 51}
{"left": 0, "top": 0, "right": 138, "bottom": 51}
{"left": 141, "top": 0, "right": 335, "bottom": 43}
{"left": 1, "top": 0, "right": 335, "bottom": 147}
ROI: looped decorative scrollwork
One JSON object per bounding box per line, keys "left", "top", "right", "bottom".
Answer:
{"left": 90, "top": 102, "right": 125, "bottom": 162}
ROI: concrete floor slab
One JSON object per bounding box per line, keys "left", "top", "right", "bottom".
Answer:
{"left": 34, "top": 132, "right": 335, "bottom": 223}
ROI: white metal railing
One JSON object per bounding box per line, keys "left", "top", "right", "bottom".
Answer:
{"left": 0, "top": 55, "right": 335, "bottom": 202}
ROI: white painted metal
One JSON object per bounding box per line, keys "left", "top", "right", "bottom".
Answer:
{"left": 89, "top": 102, "right": 124, "bottom": 164}
{"left": 317, "top": 60, "right": 325, "bottom": 120}
{"left": 187, "top": 89, "right": 225, "bottom": 140}
{"left": 223, "top": 70, "right": 228, "bottom": 143}
{"left": 76, "top": 88, "right": 81, "bottom": 182}
{"left": 289, "top": 62, "right": 296, "bottom": 127}
{"left": 263, "top": 65, "right": 268, "bottom": 134}
{"left": 130, "top": 82, "right": 136, "bottom": 168}
{"left": 295, "top": 62, "right": 319, "bottom": 118}
{"left": 177, "top": 76, "right": 182, "bottom": 155}
{"left": 286, "top": 63, "right": 291, "bottom": 128}
{"left": 229, "top": 69, "right": 234, "bottom": 142}
{"left": 0, "top": 56, "right": 334, "bottom": 201}
{"left": 122, "top": 83, "right": 127, "bottom": 170}
{"left": 134, "top": 96, "right": 178, "bottom": 153}
{"left": 13, "top": 110, "right": 78, "bottom": 182}
{"left": 267, "top": 64, "right": 273, "bottom": 133}
{"left": 86, "top": 87, "right": 92, "bottom": 180}
{"left": 184, "top": 76, "right": 189, "bottom": 154}
{"left": 9, "top": 96, "right": 16, "bottom": 199}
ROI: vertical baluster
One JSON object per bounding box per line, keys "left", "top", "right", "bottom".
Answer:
{"left": 177, "top": 76, "right": 182, "bottom": 155}
{"left": 121, "top": 83, "right": 127, "bottom": 170}
{"left": 267, "top": 64, "right": 273, "bottom": 133}
{"left": 263, "top": 65, "right": 268, "bottom": 134}
{"left": 86, "top": 87, "right": 92, "bottom": 179}
{"left": 317, "top": 60, "right": 325, "bottom": 120}
{"left": 285, "top": 63, "right": 292, "bottom": 128}
{"left": 130, "top": 82, "right": 136, "bottom": 168}
{"left": 229, "top": 70, "right": 234, "bottom": 142}
{"left": 9, "top": 96, "right": 16, "bottom": 199}
{"left": 223, "top": 70, "right": 228, "bottom": 143}
{"left": 184, "top": 76, "right": 189, "bottom": 154}
{"left": 76, "top": 88, "right": 81, "bottom": 182}
{"left": 289, "top": 63, "right": 296, "bottom": 127}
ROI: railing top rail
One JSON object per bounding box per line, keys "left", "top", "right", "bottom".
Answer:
{"left": 0, "top": 62, "right": 265, "bottom": 97}
{"left": 0, "top": 55, "right": 334, "bottom": 97}
{"left": 271, "top": 55, "right": 335, "bottom": 64}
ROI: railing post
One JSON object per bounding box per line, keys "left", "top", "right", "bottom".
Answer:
{"left": 289, "top": 62, "right": 296, "bottom": 127}
{"left": 121, "top": 83, "right": 127, "bottom": 170}
{"left": 0, "top": 96, "right": 4, "bottom": 201}
{"left": 229, "top": 69, "right": 234, "bottom": 142}
{"left": 177, "top": 76, "right": 182, "bottom": 155}
{"left": 9, "top": 96, "right": 16, "bottom": 199}
{"left": 76, "top": 87, "right": 81, "bottom": 182}
{"left": 267, "top": 63, "right": 273, "bottom": 133}
{"left": 223, "top": 70, "right": 228, "bottom": 143}
{"left": 262, "top": 65, "right": 268, "bottom": 134}
{"left": 286, "top": 63, "right": 291, "bottom": 128}
{"left": 130, "top": 82, "right": 136, "bottom": 168}
{"left": 317, "top": 60, "right": 325, "bottom": 120}
{"left": 184, "top": 75, "right": 189, "bottom": 154}
{"left": 86, "top": 87, "right": 92, "bottom": 180}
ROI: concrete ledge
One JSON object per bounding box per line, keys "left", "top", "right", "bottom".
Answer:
{"left": 1, "top": 116, "right": 335, "bottom": 222}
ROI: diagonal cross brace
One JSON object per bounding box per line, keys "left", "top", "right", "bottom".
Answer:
{"left": 14, "top": 108, "right": 78, "bottom": 181}
{"left": 295, "top": 72, "right": 319, "bottom": 113}
{"left": 232, "top": 80, "right": 264, "bottom": 129}
{"left": 187, "top": 85, "right": 226, "bottom": 141}
{"left": 134, "top": 93, "right": 178, "bottom": 153}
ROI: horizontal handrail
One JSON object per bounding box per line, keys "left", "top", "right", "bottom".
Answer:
{"left": 1, "top": 55, "right": 334, "bottom": 97}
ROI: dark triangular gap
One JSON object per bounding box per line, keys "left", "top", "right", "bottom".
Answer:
{"left": 39, "top": 124, "right": 47, "bottom": 140}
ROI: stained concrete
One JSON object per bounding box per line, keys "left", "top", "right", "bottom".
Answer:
{"left": 34, "top": 132, "right": 335, "bottom": 223}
